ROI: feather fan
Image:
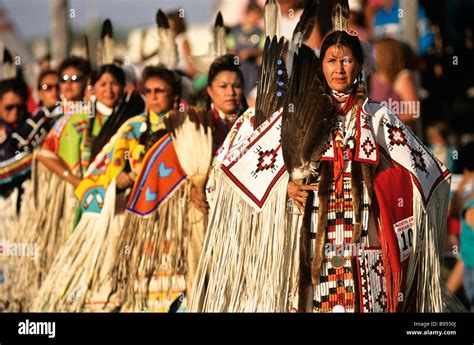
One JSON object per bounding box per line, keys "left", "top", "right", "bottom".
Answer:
{"left": 254, "top": 36, "right": 288, "bottom": 129}
{"left": 163, "top": 107, "right": 214, "bottom": 188}
{"left": 281, "top": 44, "right": 338, "bottom": 181}
{"left": 287, "top": 0, "right": 319, "bottom": 77}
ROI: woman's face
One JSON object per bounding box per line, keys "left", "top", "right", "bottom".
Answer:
{"left": 38, "top": 73, "right": 60, "bottom": 109}
{"left": 93, "top": 72, "right": 124, "bottom": 108}
{"left": 59, "top": 66, "right": 85, "bottom": 101}
{"left": 0, "top": 91, "right": 26, "bottom": 125}
{"left": 143, "top": 77, "right": 176, "bottom": 114}
{"left": 207, "top": 71, "right": 242, "bottom": 115}
{"left": 322, "top": 44, "right": 360, "bottom": 93}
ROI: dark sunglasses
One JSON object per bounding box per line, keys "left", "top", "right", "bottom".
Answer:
{"left": 60, "top": 74, "right": 84, "bottom": 83}
{"left": 5, "top": 103, "right": 25, "bottom": 111}
{"left": 41, "top": 83, "right": 60, "bottom": 91}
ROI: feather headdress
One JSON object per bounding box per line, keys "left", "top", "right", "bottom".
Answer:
{"left": 281, "top": 44, "right": 337, "bottom": 181}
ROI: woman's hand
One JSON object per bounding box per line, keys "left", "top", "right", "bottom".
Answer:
{"left": 190, "top": 184, "right": 209, "bottom": 213}
{"left": 68, "top": 175, "right": 82, "bottom": 188}
{"left": 287, "top": 181, "right": 318, "bottom": 212}
{"left": 116, "top": 172, "right": 136, "bottom": 190}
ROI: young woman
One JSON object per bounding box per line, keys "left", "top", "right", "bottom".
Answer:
{"left": 206, "top": 54, "right": 247, "bottom": 152}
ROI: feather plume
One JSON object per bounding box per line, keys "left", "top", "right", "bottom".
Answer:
{"left": 99, "top": 19, "right": 114, "bottom": 65}
{"left": 331, "top": 0, "right": 350, "bottom": 31}
{"left": 254, "top": 36, "right": 288, "bottom": 129}
{"left": 2, "top": 48, "right": 17, "bottom": 80}
{"left": 287, "top": 0, "right": 319, "bottom": 77}
{"left": 156, "top": 10, "right": 178, "bottom": 70}
{"left": 281, "top": 44, "right": 337, "bottom": 180}
{"left": 163, "top": 107, "right": 214, "bottom": 181}
{"left": 291, "top": 0, "right": 318, "bottom": 46}
{"left": 213, "top": 12, "right": 226, "bottom": 58}
{"left": 264, "top": 0, "right": 281, "bottom": 38}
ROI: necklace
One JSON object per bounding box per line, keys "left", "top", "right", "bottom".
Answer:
{"left": 331, "top": 86, "right": 354, "bottom": 99}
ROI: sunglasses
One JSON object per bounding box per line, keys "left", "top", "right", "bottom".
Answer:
{"left": 60, "top": 74, "right": 84, "bottom": 83}
{"left": 5, "top": 104, "right": 25, "bottom": 111}
{"left": 41, "top": 83, "right": 60, "bottom": 91}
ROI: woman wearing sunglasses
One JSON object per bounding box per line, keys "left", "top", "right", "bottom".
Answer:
{"left": 57, "top": 56, "right": 91, "bottom": 108}
{"left": 0, "top": 77, "right": 31, "bottom": 199}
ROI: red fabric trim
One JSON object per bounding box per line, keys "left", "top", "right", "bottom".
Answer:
{"left": 354, "top": 107, "right": 379, "bottom": 165}
{"left": 221, "top": 112, "right": 286, "bottom": 208}
{"left": 331, "top": 90, "right": 357, "bottom": 116}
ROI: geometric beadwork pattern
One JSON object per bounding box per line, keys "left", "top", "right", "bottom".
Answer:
{"left": 311, "top": 177, "right": 371, "bottom": 313}
{"left": 356, "top": 249, "right": 387, "bottom": 313}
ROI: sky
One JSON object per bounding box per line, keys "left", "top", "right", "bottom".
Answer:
{"left": 1, "top": 0, "right": 219, "bottom": 40}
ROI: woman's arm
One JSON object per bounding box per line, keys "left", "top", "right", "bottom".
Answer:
{"left": 394, "top": 70, "right": 418, "bottom": 127}
{"left": 36, "top": 152, "right": 81, "bottom": 188}
{"left": 182, "top": 39, "right": 198, "bottom": 77}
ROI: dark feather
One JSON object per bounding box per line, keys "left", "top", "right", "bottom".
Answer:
{"left": 281, "top": 44, "right": 337, "bottom": 180}
{"left": 298, "top": 185, "right": 314, "bottom": 311}
{"left": 101, "top": 18, "right": 113, "bottom": 39}
{"left": 331, "top": 0, "right": 349, "bottom": 31}
{"left": 3, "top": 48, "right": 13, "bottom": 64}
{"left": 168, "top": 292, "right": 185, "bottom": 313}
{"left": 291, "top": 0, "right": 318, "bottom": 45}
{"left": 254, "top": 36, "right": 289, "bottom": 129}
{"left": 214, "top": 11, "right": 224, "bottom": 28}
{"left": 163, "top": 108, "right": 186, "bottom": 138}
{"left": 2, "top": 48, "right": 17, "bottom": 80}
{"left": 156, "top": 9, "right": 169, "bottom": 29}
{"left": 165, "top": 107, "right": 215, "bottom": 137}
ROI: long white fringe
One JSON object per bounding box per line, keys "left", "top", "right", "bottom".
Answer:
{"left": 32, "top": 180, "right": 118, "bottom": 312}
{"left": 5, "top": 157, "right": 76, "bottom": 311}
{"left": 404, "top": 176, "right": 453, "bottom": 312}
{"left": 189, "top": 171, "right": 297, "bottom": 312}
{"left": 112, "top": 182, "right": 189, "bottom": 312}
